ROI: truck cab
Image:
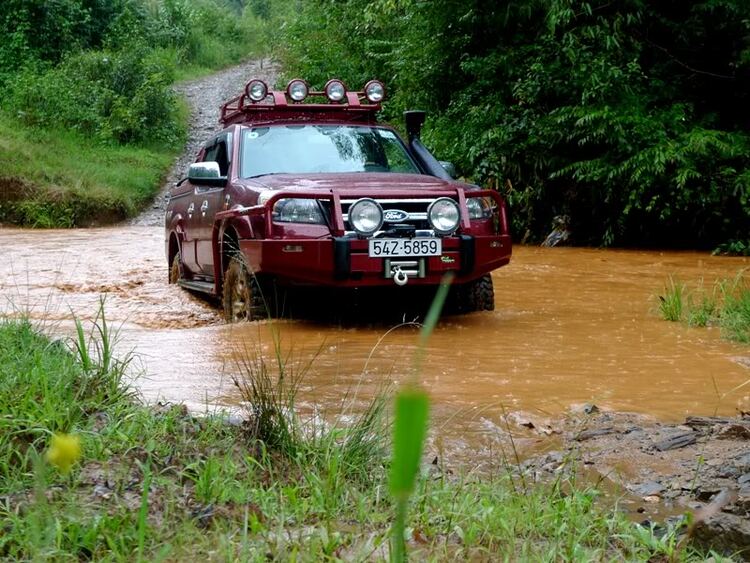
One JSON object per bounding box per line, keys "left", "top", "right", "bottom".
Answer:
{"left": 165, "top": 78, "right": 512, "bottom": 321}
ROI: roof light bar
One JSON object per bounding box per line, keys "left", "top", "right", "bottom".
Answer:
{"left": 364, "top": 80, "right": 385, "bottom": 103}
{"left": 220, "top": 78, "right": 387, "bottom": 125}
{"left": 286, "top": 79, "right": 309, "bottom": 102}
{"left": 245, "top": 79, "right": 268, "bottom": 102}
{"left": 324, "top": 79, "right": 347, "bottom": 102}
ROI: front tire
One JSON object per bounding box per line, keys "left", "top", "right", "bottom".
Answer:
{"left": 169, "top": 252, "right": 182, "bottom": 284}
{"left": 223, "top": 256, "right": 267, "bottom": 322}
{"left": 451, "top": 273, "right": 495, "bottom": 313}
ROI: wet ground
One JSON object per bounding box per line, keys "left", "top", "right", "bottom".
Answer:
{"left": 2, "top": 227, "right": 748, "bottom": 428}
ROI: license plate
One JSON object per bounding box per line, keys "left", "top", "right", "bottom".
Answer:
{"left": 368, "top": 238, "right": 442, "bottom": 257}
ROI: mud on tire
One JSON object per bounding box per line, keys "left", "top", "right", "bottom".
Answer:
{"left": 169, "top": 252, "right": 182, "bottom": 284}
{"left": 450, "top": 273, "right": 495, "bottom": 313}
{"left": 222, "top": 256, "right": 267, "bottom": 322}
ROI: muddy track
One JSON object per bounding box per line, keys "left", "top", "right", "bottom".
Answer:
{"left": 0, "top": 60, "right": 280, "bottom": 330}
{"left": 130, "top": 58, "right": 280, "bottom": 227}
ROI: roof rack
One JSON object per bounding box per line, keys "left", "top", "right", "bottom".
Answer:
{"left": 220, "top": 78, "right": 385, "bottom": 127}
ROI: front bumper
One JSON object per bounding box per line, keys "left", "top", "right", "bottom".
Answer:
{"left": 218, "top": 186, "right": 512, "bottom": 287}
{"left": 238, "top": 233, "right": 511, "bottom": 287}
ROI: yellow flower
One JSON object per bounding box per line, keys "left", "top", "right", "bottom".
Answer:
{"left": 45, "top": 433, "right": 82, "bottom": 474}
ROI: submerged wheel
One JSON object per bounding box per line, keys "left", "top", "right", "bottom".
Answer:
{"left": 222, "top": 256, "right": 268, "bottom": 322}
{"left": 452, "top": 274, "right": 495, "bottom": 313}
{"left": 169, "top": 252, "right": 182, "bottom": 284}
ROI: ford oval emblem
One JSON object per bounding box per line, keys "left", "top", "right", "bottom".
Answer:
{"left": 383, "top": 209, "right": 409, "bottom": 223}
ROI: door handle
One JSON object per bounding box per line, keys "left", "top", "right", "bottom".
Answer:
{"left": 201, "top": 200, "right": 209, "bottom": 216}
{"left": 187, "top": 202, "right": 194, "bottom": 218}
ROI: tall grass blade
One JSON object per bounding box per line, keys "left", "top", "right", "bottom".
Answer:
{"left": 389, "top": 273, "right": 453, "bottom": 562}
{"left": 389, "top": 389, "right": 429, "bottom": 498}
{"left": 73, "top": 317, "right": 92, "bottom": 372}
{"left": 137, "top": 460, "right": 152, "bottom": 561}
{"left": 658, "top": 276, "right": 684, "bottom": 322}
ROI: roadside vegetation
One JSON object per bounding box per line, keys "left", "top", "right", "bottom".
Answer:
{"left": 658, "top": 271, "right": 750, "bottom": 343}
{"left": 279, "top": 0, "right": 750, "bottom": 252}
{"left": 0, "top": 308, "right": 730, "bottom": 560}
{"left": 0, "top": 0, "right": 276, "bottom": 227}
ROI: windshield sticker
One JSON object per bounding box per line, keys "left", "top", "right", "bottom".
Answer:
{"left": 247, "top": 131, "right": 259, "bottom": 139}
{"left": 379, "top": 130, "right": 397, "bottom": 141}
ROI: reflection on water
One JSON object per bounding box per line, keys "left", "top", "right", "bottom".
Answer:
{"left": 2, "top": 227, "right": 749, "bottom": 447}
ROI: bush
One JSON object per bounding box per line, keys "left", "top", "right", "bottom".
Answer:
{"left": 5, "top": 46, "right": 179, "bottom": 145}
{"left": 280, "top": 0, "right": 750, "bottom": 249}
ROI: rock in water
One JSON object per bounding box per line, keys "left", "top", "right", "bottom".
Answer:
{"left": 541, "top": 215, "right": 571, "bottom": 247}
{"left": 692, "top": 513, "right": 750, "bottom": 560}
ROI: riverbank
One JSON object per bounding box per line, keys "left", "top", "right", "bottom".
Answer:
{"left": 0, "top": 115, "right": 177, "bottom": 227}
{"left": 0, "top": 57, "right": 276, "bottom": 229}
{"left": 0, "top": 317, "right": 740, "bottom": 561}
{"left": 520, "top": 407, "right": 750, "bottom": 558}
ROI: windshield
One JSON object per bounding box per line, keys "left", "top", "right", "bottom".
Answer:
{"left": 240, "top": 125, "right": 420, "bottom": 178}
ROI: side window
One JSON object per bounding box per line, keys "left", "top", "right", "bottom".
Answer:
{"left": 202, "top": 134, "right": 231, "bottom": 176}
{"left": 203, "top": 144, "right": 219, "bottom": 163}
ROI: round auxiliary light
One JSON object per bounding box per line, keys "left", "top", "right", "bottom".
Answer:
{"left": 364, "top": 80, "right": 385, "bottom": 103}
{"left": 286, "top": 79, "right": 309, "bottom": 102}
{"left": 324, "top": 79, "right": 347, "bottom": 102}
{"left": 245, "top": 79, "right": 268, "bottom": 102}
{"left": 427, "top": 197, "right": 460, "bottom": 235}
{"left": 348, "top": 198, "right": 383, "bottom": 236}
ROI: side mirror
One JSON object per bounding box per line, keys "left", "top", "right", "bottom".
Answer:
{"left": 439, "top": 161, "right": 457, "bottom": 179}
{"left": 188, "top": 162, "right": 226, "bottom": 186}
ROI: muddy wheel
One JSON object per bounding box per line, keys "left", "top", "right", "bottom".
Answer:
{"left": 452, "top": 274, "right": 495, "bottom": 313}
{"left": 169, "top": 252, "right": 182, "bottom": 284}
{"left": 223, "top": 256, "right": 266, "bottom": 322}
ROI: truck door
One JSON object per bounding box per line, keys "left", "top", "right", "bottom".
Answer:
{"left": 195, "top": 133, "right": 232, "bottom": 277}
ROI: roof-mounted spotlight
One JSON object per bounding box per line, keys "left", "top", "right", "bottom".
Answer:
{"left": 364, "top": 80, "right": 385, "bottom": 103}
{"left": 286, "top": 79, "right": 309, "bottom": 102}
{"left": 244, "top": 79, "right": 268, "bottom": 103}
{"left": 324, "top": 79, "right": 347, "bottom": 102}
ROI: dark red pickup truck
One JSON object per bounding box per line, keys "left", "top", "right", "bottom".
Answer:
{"left": 165, "top": 78, "right": 511, "bottom": 321}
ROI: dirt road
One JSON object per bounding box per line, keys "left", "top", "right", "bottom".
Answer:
{"left": 131, "top": 58, "right": 280, "bottom": 227}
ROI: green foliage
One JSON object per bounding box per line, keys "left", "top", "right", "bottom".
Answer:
{"left": 0, "top": 0, "right": 271, "bottom": 226}
{"left": 0, "top": 114, "right": 176, "bottom": 226}
{"left": 281, "top": 0, "right": 750, "bottom": 248}
{"left": 658, "top": 277, "right": 686, "bottom": 322}
{"left": 6, "top": 47, "right": 178, "bottom": 145}
{"left": 0, "top": 0, "right": 267, "bottom": 147}
{"left": 657, "top": 272, "right": 750, "bottom": 343}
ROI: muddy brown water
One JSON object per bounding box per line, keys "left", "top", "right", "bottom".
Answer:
{"left": 2, "top": 226, "right": 749, "bottom": 453}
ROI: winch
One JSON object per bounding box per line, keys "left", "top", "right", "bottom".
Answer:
{"left": 385, "top": 259, "right": 426, "bottom": 286}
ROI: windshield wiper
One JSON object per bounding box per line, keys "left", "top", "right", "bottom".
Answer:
{"left": 243, "top": 172, "right": 288, "bottom": 179}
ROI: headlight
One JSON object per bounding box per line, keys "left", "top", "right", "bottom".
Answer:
{"left": 245, "top": 79, "right": 267, "bottom": 102}
{"left": 272, "top": 198, "right": 324, "bottom": 224}
{"left": 364, "top": 80, "right": 385, "bottom": 103}
{"left": 324, "top": 79, "right": 347, "bottom": 102}
{"left": 427, "top": 197, "right": 460, "bottom": 235}
{"left": 348, "top": 198, "right": 383, "bottom": 236}
{"left": 287, "top": 79, "right": 309, "bottom": 102}
{"left": 466, "top": 197, "right": 493, "bottom": 219}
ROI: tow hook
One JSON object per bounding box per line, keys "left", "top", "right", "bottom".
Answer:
{"left": 392, "top": 266, "right": 408, "bottom": 286}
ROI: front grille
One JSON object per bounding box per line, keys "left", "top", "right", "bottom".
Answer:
{"left": 340, "top": 198, "right": 437, "bottom": 234}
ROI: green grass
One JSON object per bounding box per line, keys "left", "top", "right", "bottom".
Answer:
{"left": 657, "top": 272, "right": 750, "bottom": 343}
{"left": 0, "top": 113, "right": 181, "bottom": 227}
{"left": 0, "top": 313, "right": 729, "bottom": 561}
{"left": 658, "top": 276, "right": 686, "bottom": 322}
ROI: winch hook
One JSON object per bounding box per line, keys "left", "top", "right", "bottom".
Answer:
{"left": 392, "top": 266, "right": 408, "bottom": 286}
